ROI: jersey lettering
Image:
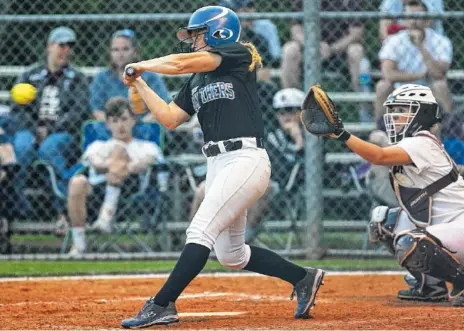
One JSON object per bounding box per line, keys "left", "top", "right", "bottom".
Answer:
{"left": 192, "top": 82, "right": 235, "bottom": 112}
{"left": 191, "top": 86, "right": 201, "bottom": 112}
{"left": 39, "top": 85, "right": 60, "bottom": 121}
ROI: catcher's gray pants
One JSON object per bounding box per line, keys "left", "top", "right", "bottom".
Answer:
{"left": 395, "top": 210, "right": 464, "bottom": 284}
{"left": 186, "top": 141, "right": 271, "bottom": 269}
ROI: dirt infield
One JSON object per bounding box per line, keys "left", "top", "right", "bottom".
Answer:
{"left": 0, "top": 273, "right": 462, "bottom": 330}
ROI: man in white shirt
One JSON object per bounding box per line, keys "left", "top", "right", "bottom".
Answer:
{"left": 378, "top": 0, "right": 444, "bottom": 42}
{"left": 67, "top": 97, "right": 166, "bottom": 255}
{"left": 375, "top": 0, "right": 453, "bottom": 121}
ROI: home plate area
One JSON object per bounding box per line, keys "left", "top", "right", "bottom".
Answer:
{"left": 0, "top": 272, "right": 462, "bottom": 330}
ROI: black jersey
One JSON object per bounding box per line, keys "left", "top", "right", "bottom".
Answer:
{"left": 173, "top": 43, "right": 264, "bottom": 143}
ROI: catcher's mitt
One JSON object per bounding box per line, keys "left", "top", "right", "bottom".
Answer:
{"left": 300, "top": 85, "right": 351, "bottom": 142}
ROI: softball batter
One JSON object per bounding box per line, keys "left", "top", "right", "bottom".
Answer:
{"left": 120, "top": 6, "right": 325, "bottom": 328}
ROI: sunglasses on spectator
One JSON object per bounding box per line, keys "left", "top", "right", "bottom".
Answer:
{"left": 58, "top": 42, "right": 75, "bottom": 48}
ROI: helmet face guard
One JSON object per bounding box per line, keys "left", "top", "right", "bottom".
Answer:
{"left": 175, "top": 28, "right": 208, "bottom": 53}
{"left": 383, "top": 101, "right": 420, "bottom": 145}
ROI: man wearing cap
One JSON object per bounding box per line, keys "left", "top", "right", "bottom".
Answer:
{"left": 379, "top": 0, "right": 444, "bottom": 42}
{"left": 9, "top": 26, "right": 89, "bottom": 217}
{"left": 375, "top": 0, "right": 452, "bottom": 120}
{"left": 89, "top": 29, "right": 170, "bottom": 121}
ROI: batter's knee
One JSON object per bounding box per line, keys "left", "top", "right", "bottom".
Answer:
{"left": 215, "top": 244, "right": 251, "bottom": 270}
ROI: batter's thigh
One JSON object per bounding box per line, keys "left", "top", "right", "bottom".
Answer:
{"left": 427, "top": 217, "right": 464, "bottom": 264}
{"left": 186, "top": 149, "right": 271, "bottom": 249}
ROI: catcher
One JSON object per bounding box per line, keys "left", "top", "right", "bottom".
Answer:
{"left": 301, "top": 84, "right": 464, "bottom": 306}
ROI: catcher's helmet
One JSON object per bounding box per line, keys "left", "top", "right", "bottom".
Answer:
{"left": 383, "top": 84, "right": 440, "bottom": 144}
{"left": 176, "top": 6, "right": 241, "bottom": 50}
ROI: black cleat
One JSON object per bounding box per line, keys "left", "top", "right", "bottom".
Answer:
{"left": 450, "top": 282, "right": 464, "bottom": 307}
{"left": 121, "top": 299, "right": 179, "bottom": 328}
{"left": 291, "top": 268, "right": 325, "bottom": 318}
{"left": 397, "top": 281, "right": 448, "bottom": 302}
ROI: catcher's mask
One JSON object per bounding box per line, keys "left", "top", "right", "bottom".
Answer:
{"left": 175, "top": 5, "right": 241, "bottom": 53}
{"left": 383, "top": 84, "right": 440, "bottom": 144}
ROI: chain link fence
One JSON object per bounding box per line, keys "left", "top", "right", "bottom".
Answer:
{"left": 0, "top": 0, "right": 463, "bottom": 259}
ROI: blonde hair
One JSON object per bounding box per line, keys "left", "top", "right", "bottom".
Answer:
{"left": 241, "top": 42, "right": 262, "bottom": 72}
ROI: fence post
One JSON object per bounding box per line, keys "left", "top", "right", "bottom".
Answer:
{"left": 303, "top": 0, "right": 324, "bottom": 260}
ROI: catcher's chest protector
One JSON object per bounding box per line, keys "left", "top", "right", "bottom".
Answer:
{"left": 389, "top": 134, "right": 459, "bottom": 227}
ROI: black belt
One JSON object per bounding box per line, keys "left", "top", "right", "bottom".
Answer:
{"left": 204, "top": 138, "right": 264, "bottom": 157}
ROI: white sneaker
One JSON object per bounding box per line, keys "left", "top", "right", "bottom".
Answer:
{"left": 68, "top": 245, "right": 85, "bottom": 256}
{"left": 91, "top": 205, "right": 115, "bottom": 233}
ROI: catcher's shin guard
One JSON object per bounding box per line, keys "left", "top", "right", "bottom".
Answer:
{"left": 395, "top": 228, "right": 464, "bottom": 285}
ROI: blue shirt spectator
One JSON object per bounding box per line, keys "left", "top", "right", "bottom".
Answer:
{"left": 90, "top": 29, "right": 170, "bottom": 121}
{"left": 90, "top": 70, "right": 169, "bottom": 114}
{"left": 442, "top": 111, "right": 464, "bottom": 165}
{"left": 219, "top": 0, "right": 281, "bottom": 66}
{"left": 253, "top": 20, "right": 281, "bottom": 64}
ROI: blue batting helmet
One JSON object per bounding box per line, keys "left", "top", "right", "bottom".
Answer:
{"left": 176, "top": 6, "right": 241, "bottom": 48}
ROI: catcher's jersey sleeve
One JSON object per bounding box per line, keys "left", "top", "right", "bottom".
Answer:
{"left": 397, "top": 136, "right": 437, "bottom": 173}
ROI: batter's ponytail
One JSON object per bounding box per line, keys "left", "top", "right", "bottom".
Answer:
{"left": 241, "top": 42, "right": 262, "bottom": 72}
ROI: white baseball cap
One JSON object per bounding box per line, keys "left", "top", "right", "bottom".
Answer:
{"left": 273, "top": 88, "right": 305, "bottom": 109}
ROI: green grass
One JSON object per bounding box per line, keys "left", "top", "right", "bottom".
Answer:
{"left": 0, "top": 258, "right": 400, "bottom": 277}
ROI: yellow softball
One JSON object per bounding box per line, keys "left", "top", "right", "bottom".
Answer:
{"left": 10, "top": 83, "right": 37, "bottom": 105}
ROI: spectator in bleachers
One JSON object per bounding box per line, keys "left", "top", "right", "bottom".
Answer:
{"left": 10, "top": 26, "right": 89, "bottom": 217}
{"left": 220, "top": 0, "right": 281, "bottom": 67}
{"left": 67, "top": 97, "right": 166, "bottom": 255}
{"left": 366, "top": 130, "right": 399, "bottom": 207}
{"left": 441, "top": 111, "right": 464, "bottom": 175}
{"left": 281, "top": 0, "right": 367, "bottom": 93}
{"left": 375, "top": 0, "right": 453, "bottom": 121}
{"left": 257, "top": 68, "right": 279, "bottom": 133}
{"left": 266, "top": 88, "right": 305, "bottom": 189}
{"left": 89, "top": 29, "right": 170, "bottom": 122}
{"left": 0, "top": 127, "right": 19, "bottom": 253}
{"left": 379, "top": 0, "right": 444, "bottom": 43}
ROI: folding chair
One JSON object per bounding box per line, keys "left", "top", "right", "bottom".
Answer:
{"left": 57, "top": 120, "right": 168, "bottom": 254}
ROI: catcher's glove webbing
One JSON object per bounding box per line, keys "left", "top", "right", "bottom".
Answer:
{"left": 300, "top": 85, "right": 351, "bottom": 142}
